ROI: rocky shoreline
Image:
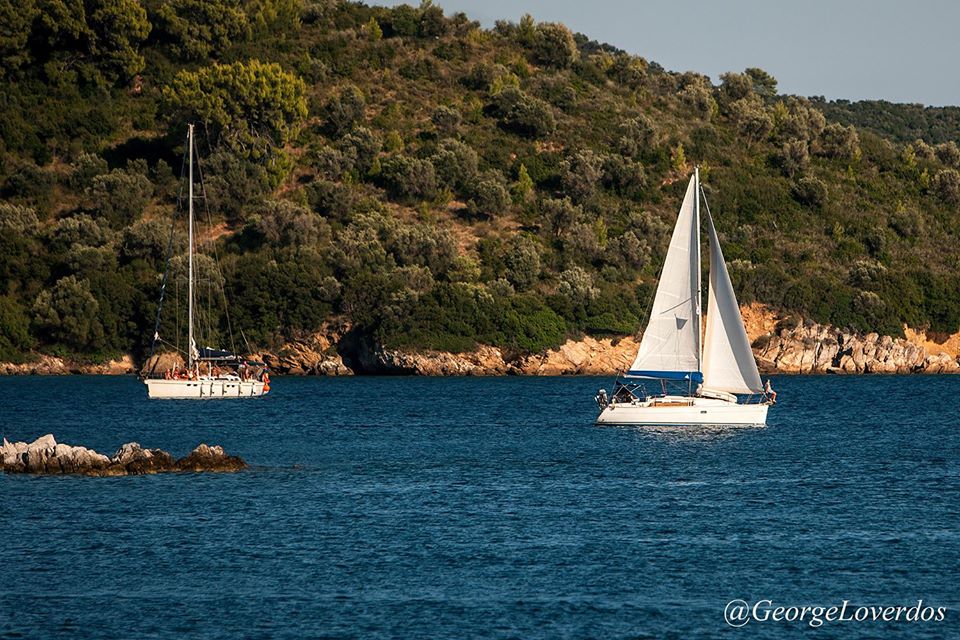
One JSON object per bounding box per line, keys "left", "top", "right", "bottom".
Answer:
{"left": 247, "top": 305, "right": 960, "bottom": 376}
{"left": 1, "top": 435, "right": 246, "bottom": 476}
{"left": 2, "top": 306, "right": 958, "bottom": 377}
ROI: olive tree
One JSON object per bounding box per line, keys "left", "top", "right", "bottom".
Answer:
{"left": 32, "top": 275, "right": 104, "bottom": 350}
{"left": 378, "top": 155, "right": 437, "bottom": 201}
{"left": 778, "top": 140, "right": 810, "bottom": 177}
{"left": 504, "top": 235, "right": 542, "bottom": 290}
{"left": 486, "top": 87, "right": 556, "bottom": 138}
{"left": 817, "top": 123, "right": 860, "bottom": 160}
{"left": 935, "top": 142, "right": 960, "bottom": 168}
{"left": 532, "top": 22, "right": 578, "bottom": 69}
{"left": 557, "top": 266, "right": 598, "bottom": 307}
{"left": 932, "top": 168, "right": 960, "bottom": 205}
{"left": 792, "top": 176, "right": 828, "bottom": 208}
{"left": 322, "top": 84, "right": 366, "bottom": 138}
{"left": 469, "top": 172, "right": 511, "bottom": 218}
{"left": 560, "top": 150, "right": 605, "bottom": 203}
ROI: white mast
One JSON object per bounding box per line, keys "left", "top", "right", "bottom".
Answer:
{"left": 187, "top": 124, "right": 195, "bottom": 370}
{"left": 694, "top": 166, "right": 702, "bottom": 367}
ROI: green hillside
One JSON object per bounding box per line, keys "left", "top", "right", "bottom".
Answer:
{"left": 1, "top": 0, "right": 959, "bottom": 364}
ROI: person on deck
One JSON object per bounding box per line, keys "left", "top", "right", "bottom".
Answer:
{"left": 764, "top": 379, "right": 777, "bottom": 404}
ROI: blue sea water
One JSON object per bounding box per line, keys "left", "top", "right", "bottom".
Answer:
{"left": 0, "top": 375, "right": 958, "bottom": 639}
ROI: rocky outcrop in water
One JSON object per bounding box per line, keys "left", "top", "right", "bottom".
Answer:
{"left": 1, "top": 435, "right": 246, "bottom": 476}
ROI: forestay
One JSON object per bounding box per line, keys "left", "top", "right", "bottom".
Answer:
{"left": 628, "top": 174, "right": 702, "bottom": 379}
{"left": 701, "top": 205, "right": 763, "bottom": 394}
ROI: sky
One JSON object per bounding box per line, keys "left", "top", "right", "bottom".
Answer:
{"left": 384, "top": 0, "right": 960, "bottom": 107}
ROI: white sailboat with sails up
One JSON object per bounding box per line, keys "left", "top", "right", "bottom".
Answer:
{"left": 595, "top": 168, "right": 772, "bottom": 426}
{"left": 142, "top": 124, "right": 270, "bottom": 399}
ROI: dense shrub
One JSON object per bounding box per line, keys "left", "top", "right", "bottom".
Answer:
{"left": 504, "top": 235, "right": 542, "bottom": 290}
{"left": 120, "top": 219, "right": 170, "bottom": 263}
{"left": 338, "top": 127, "right": 383, "bottom": 175}
{"left": 532, "top": 22, "right": 578, "bottom": 69}
{"left": 305, "top": 180, "right": 355, "bottom": 222}
{"left": 431, "top": 139, "right": 479, "bottom": 193}
{"left": 151, "top": 0, "right": 250, "bottom": 60}
{"left": 387, "top": 224, "right": 458, "bottom": 274}
{"left": 777, "top": 140, "right": 810, "bottom": 177}
{"left": 935, "top": 142, "right": 960, "bottom": 168}
{"left": 932, "top": 168, "right": 960, "bottom": 205}
{"left": 378, "top": 155, "right": 437, "bottom": 200}
{"left": 204, "top": 151, "right": 273, "bottom": 223}
{"left": 791, "top": 176, "right": 828, "bottom": 208}
{"left": 486, "top": 88, "right": 556, "bottom": 138}
{"left": 32, "top": 276, "right": 104, "bottom": 351}
{"left": 247, "top": 199, "right": 330, "bottom": 247}
{"left": 322, "top": 85, "right": 366, "bottom": 138}
{"left": 469, "top": 173, "right": 511, "bottom": 218}
{"left": 540, "top": 197, "right": 582, "bottom": 238}
{"left": 0, "top": 204, "right": 40, "bottom": 234}
{"left": 431, "top": 105, "right": 461, "bottom": 136}
{"left": 560, "top": 150, "right": 605, "bottom": 203}
{"left": 818, "top": 123, "right": 860, "bottom": 160}
{"left": 617, "top": 115, "right": 657, "bottom": 159}
{"left": 557, "top": 266, "right": 598, "bottom": 307}
{"left": 90, "top": 169, "right": 154, "bottom": 228}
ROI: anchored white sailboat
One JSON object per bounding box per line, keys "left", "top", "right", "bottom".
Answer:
{"left": 142, "top": 125, "right": 269, "bottom": 399}
{"left": 595, "top": 168, "right": 772, "bottom": 426}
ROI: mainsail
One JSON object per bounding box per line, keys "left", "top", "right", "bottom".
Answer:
{"left": 701, "top": 203, "right": 764, "bottom": 394}
{"left": 628, "top": 173, "right": 702, "bottom": 381}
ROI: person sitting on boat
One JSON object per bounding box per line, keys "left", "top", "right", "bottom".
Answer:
{"left": 612, "top": 383, "right": 635, "bottom": 404}
{"left": 764, "top": 379, "right": 777, "bottom": 404}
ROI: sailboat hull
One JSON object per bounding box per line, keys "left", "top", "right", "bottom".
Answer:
{"left": 144, "top": 378, "right": 267, "bottom": 399}
{"left": 596, "top": 396, "right": 768, "bottom": 426}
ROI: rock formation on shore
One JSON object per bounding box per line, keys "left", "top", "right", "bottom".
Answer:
{"left": 0, "top": 355, "right": 136, "bottom": 376}
{"left": 1, "top": 435, "right": 246, "bottom": 476}
{"left": 246, "top": 310, "right": 958, "bottom": 376}
{"left": 2, "top": 306, "right": 959, "bottom": 377}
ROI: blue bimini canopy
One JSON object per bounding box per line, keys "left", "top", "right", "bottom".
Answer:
{"left": 625, "top": 370, "right": 704, "bottom": 383}
{"left": 198, "top": 347, "right": 240, "bottom": 361}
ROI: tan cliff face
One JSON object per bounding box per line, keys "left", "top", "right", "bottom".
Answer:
{"left": 3, "top": 306, "right": 958, "bottom": 376}
{"left": 236, "top": 306, "right": 959, "bottom": 377}
{"left": 743, "top": 303, "right": 959, "bottom": 374}
{"left": 0, "top": 354, "right": 136, "bottom": 376}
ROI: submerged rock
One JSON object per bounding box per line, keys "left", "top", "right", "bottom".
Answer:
{"left": 1, "top": 434, "right": 246, "bottom": 476}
